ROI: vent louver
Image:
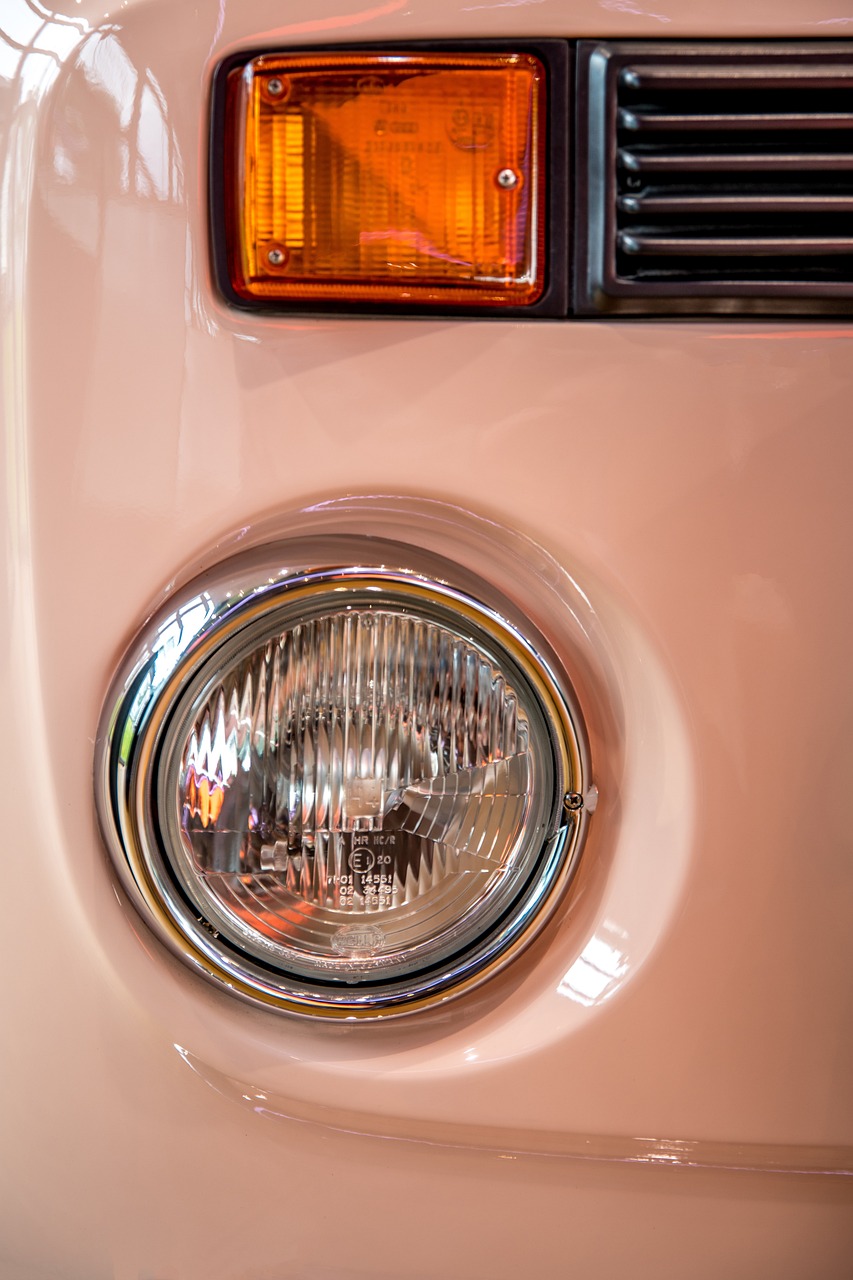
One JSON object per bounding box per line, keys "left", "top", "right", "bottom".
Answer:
{"left": 577, "top": 43, "right": 853, "bottom": 315}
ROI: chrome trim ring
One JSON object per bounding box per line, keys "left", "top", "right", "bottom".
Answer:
{"left": 95, "top": 535, "right": 592, "bottom": 1019}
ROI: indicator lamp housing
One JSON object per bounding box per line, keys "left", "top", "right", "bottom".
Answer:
{"left": 210, "top": 42, "right": 570, "bottom": 317}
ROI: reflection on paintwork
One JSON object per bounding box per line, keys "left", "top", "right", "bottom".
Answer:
{"left": 462, "top": 2, "right": 546, "bottom": 11}
{"left": 269, "top": 0, "right": 409, "bottom": 39}
{"left": 170, "top": 1040, "right": 853, "bottom": 1177}
{"left": 599, "top": 0, "right": 673, "bottom": 24}
{"left": 80, "top": 31, "right": 137, "bottom": 128}
{"left": 558, "top": 921, "right": 629, "bottom": 1006}
{"left": 136, "top": 70, "right": 180, "bottom": 200}
{"left": 1, "top": 1, "right": 87, "bottom": 58}
{"left": 0, "top": 1, "right": 89, "bottom": 93}
{"left": 78, "top": 32, "right": 182, "bottom": 200}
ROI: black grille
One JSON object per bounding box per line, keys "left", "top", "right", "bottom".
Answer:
{"left": 577, "top": 43, "right": 853, "bottom": 315}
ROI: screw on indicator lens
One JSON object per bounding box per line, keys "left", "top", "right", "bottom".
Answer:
{"left": 267, "top": 246, "right": 288, "bottom": 267}
{"left": 496, "top": 167, "right": 519, "bottom": 190}
{"left": 267, "top": 77, "right": 285, "bottom": 97}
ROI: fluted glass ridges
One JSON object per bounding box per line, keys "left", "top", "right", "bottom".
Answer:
{"left": 174, "top": 607, "right": 549, "bottom": 978}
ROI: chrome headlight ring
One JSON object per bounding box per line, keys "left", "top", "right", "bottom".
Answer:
{"left": 96, "top": 533, "right": 592, "bottom": 1020}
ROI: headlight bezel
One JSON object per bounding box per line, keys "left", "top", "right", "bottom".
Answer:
{"left": 97, "top": 530, "right": 593, "bottom": 1019}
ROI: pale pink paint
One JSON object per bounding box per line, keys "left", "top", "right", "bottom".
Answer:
{"left": 0, "top": 0, "right": 851, "bottom": 1275}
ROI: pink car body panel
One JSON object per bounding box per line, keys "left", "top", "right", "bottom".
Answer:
{"left": 0, "top": 0, "right": 851, "bottom": 1275}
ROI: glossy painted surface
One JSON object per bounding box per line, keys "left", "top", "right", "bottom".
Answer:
{"left": 1, "top": 0, "right": 852, "bottom": 1275}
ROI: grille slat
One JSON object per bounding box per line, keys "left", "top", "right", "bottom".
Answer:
{"left": 619, "top": 64, "right": 853, "bottom": 90}
{"left": 618, "top": 109, "right": 853, "bottom": 133}
{"left": 618, "top": 150, "right": 853, "bottom": 174}
{"left": 579, "top": 41, "right": 853, "bottom": 314}
{"left": 619, "top": 194, "right": 853, "bottom": 214}
{"left": 618, "top": 234, "right": 853, "bottom": 257}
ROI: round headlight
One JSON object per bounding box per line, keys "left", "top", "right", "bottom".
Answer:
{"left": 98, "top": 535, "right": 592, "bottom": 1017}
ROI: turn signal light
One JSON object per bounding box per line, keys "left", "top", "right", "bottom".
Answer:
{"left": 223, "top": 52, "right": 547, "bottom": 307}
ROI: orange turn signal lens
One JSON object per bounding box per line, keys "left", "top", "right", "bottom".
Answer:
{"left": 223, "top": 52, "right": 547, "bottom": 308}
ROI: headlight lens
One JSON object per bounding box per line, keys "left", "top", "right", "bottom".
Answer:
{"left": 98, "top": 542, "right": 591, "bottom": 1018}
{"left": 165, "top": 594, "right": 554, "bottom": 982}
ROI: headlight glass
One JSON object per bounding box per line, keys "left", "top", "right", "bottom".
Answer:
{"left": 163, "top": 594, "right": 554, "bottom": 983}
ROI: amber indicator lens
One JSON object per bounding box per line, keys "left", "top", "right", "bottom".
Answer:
{"left": 224, "top": 52, "right": 547, "bottom": 307}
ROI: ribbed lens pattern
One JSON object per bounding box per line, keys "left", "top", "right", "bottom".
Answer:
{"left": 171, "top": 607, "right": 548, "bottom": 978}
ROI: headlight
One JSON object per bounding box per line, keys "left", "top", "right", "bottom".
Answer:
{"left": 97, "top": 530, "right": 592, "bottom": 1018}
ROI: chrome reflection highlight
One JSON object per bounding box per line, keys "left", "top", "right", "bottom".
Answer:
{"left": 97, "top": 537, "right": 591, "bottom": 1018}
